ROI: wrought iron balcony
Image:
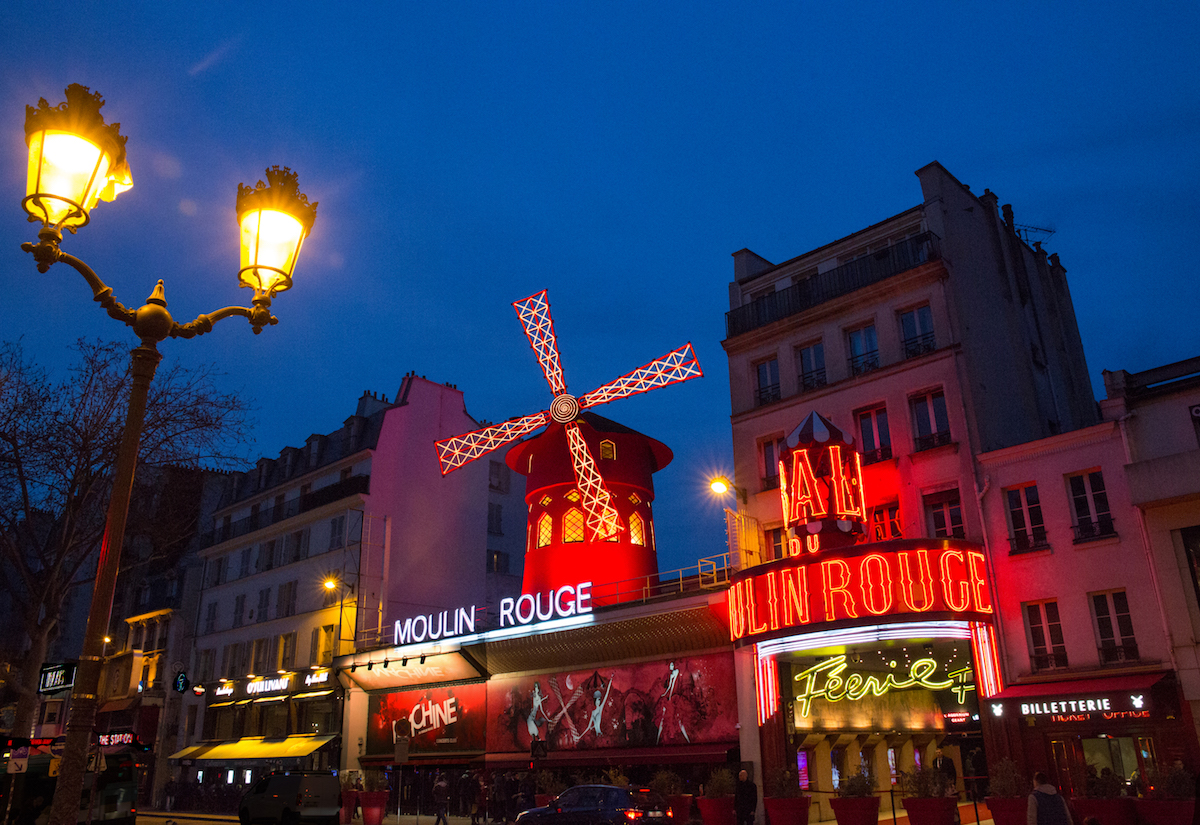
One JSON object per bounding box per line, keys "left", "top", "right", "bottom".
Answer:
{"left": 914, "top": 431, "right": 953, "bottom": 452}
{"left": 726, "top": 232, "right": 942, "bottom": 338}
{"left": 903, "top": 331, "right": 937, "bottom": 359}
{"left": 849, "top": 351, "right": 880, "bottom": 376}
{"left": 1072, "top": 517, "right": 1117, "bottom": 544}
{"left": 799, "top": 368, "right": 827, "bottom": 392}
{"left": 754, "top": 382, "right": 782, "bottom": 406}
{"left": 1008, "top": 529, "right": 1051, "bottom": 555}
{"left": 201, "top": 474, "right": 371, "bottom": 548}
{"left": 1098, "top": 641, "right": 1139, "bottom": 664}
{"left": 861, "top": 446, "right": 893, "bottom": 465}
{"left": 1030, "top": 651, "right": 1069, "bottom": 672}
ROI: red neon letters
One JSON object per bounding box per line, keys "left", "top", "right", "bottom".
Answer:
{"left": 727, "top": 540, "right": 994, "bottom": 642}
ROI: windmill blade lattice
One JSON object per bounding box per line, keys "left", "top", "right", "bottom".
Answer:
{"left": 434, "top": 289, "right": 703, "bottom": 542}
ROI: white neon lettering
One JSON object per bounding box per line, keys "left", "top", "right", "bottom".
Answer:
{"left": 500, "top": 598, "right": 515, "bottom": 626}
{"left": 457, "top": 606, "right": 475, "bottom": 634}
{"left": 515, "top": 594, "right": 536, "bottom": 624}
{"left": 409, "top": 696, "right": 458, "bottom": 736}
{"left": 577, "top": 582, "right": 592, "bottom": 614}
{"left": 555, "top": 585, "right": 576, "bottom": 616}
{"left": 535, "top": 591, "right": 555, "bottom": 621}
{"left": 247, "top": 677, "right": 289, "bottom": 694}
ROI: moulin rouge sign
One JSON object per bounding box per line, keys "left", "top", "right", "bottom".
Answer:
{"left": 728, "top": 412, "right": 992, "bottom": 644}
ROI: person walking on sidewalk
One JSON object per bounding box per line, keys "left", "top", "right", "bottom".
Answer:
{"left": 1027, "top": 772, "right": 1073, "bottom": 825}
{"left": 734, "top": 770, "right": 757, "bottom": 825}
{"left": 433, "top": 773, "right": 451, "bottom": 825}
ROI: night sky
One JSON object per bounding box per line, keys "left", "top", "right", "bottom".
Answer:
{"left": 1, "top": 4, "right": 1196, "bottom": 573}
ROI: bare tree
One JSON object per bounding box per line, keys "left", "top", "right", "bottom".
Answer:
{"left": 0, "top": 338, "right": 250, "bottom": 736}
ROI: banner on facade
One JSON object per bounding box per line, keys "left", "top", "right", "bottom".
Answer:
{"left": 366, "top": 682, "right": 486, "bottom": 756}
{"left": 486, "top": 652, "right": 738, "bottom": 754}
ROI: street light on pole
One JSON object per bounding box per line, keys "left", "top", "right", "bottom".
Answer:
{"left": 708, "top": 474, "right": 763, "bottom": 569}
{"left": 20, "top": 84, "right": 318, "bottom": 825}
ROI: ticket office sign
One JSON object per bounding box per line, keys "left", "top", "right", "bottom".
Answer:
{"left": 728, "top": 539, "right": 993, "bottom": 643}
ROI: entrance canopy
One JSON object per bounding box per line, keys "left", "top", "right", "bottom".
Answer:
{"left": 990, "top": 672, "right": 1165, "bottom": 700}
{"left": 169, "top": 734, "right": 336, "bottom": 761}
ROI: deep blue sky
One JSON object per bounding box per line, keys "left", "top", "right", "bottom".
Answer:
{"left": 1, "top": 4, "right": 1197, "bottom": 573}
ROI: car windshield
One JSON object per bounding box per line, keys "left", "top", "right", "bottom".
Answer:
{"left": 629, "top": 792, "right": 664, "bottom": 809}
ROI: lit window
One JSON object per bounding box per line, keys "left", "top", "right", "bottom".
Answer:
{"left": 628, "top": 493, "right": 641, "bottom": 504}
{"left": 1006, "top": 484, "right": 1048, "bottom": 553}
{"left": 1025, "top": 600, "right": 1067, "bottom": 671}
{"left": 629, "top": 513, "right": 645, "bottom": 546}
{"left": 1068, "top": 470, "right": 1115, "bottom": 542}
{"left": 563, "top": 509, "right": 585, "bottom": 543}
{"left": 1091, "top": 590, "right": 1138, "bottom": 664}
{"left": 539, "top": 495, "right": 553, "bottom": 507}
{"left": 600, "top": 440, "right": 616, "bottom": 460}
{"left": 924, "top": 491, "right": 964, "bottom": 539}
{"left": 869, "top": 504, "right": 902, "bottom": 541}
{"left": 537, "top": 514, "right": 553, "bottom": 547}
{"left": 566, "top": 489, "right": 581, "bottom": 502}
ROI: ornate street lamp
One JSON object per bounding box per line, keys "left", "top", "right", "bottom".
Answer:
{"left": 20, "top": 85, "right": 317, "bottom": 825}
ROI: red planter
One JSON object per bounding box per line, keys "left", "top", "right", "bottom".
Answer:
{"left": 668, "top": 794, "right": 695, "bottom": 821}
{"left": 359, "top": 790, "right": 390, "bottom": 825}
{"left": 1070, "top": 797, "right": 1137, "bottom": 825}
{"left": 985, "top": 797, "right": 1027, "bottom": 825}
{"left": 1134, "top": 798, "right": 1195, "bottom": 825}
{"left": 764, "top": 796, "right": 812, "bottom": 825}
{"left": 339, "top": 790, "right": 359, "bottom": 824}
{"left": 697, "top": 797, "right": 736, "bottom": 825}
{"left": 901, "top": 797, "right": 957, "bottom": 825}
{"left": 829, "top": 796, "right": 880, "bottom": 825}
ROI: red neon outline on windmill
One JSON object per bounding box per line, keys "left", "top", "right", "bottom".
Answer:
{"left": 435, "top": 289, "right": 703, "bottom": 542}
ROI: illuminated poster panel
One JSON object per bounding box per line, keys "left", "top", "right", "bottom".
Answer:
{"left": 366, "top": 682, "right": 487, "bottom": 756}
{"left": 486, "top": 652, "right": 737, "bottom": 754}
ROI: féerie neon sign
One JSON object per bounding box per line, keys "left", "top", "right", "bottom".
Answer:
{"left": 793, "top": 654, "right": 971, "bottom": 717}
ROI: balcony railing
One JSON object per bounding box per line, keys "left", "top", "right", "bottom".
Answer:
{"left": 799, "top": 368, "right": 827, "bottom": 392}
{"left": 1098, "top": 641, "right": 1139, "bottom": 664}
{"left": 1072, "top": 517, "right": 1117, "bottom": 544}
{"left": 726, "top": 232, "right": 942, "bottom": 338}
{"left": 754, "top": 382, "right": 781, "bottom": 406}
{"left": 201, "top": 474, "right": 371, "bottom": 548}
{"left": 903, "top": 331, "right": 937, "bottom": 359}
{"left": 914, "top": 431, "right": 953, "bottom": 452}
{"left": 861, "top": 446, "right": 893, "bottom": 465}
{"left": 849, "top": 350, "right": 880, "bottom": 376}
{"left": 1009, "top": 529, "right": 1051, "bottom": 555}
{"left": 1031, "top": 651, "right": 1069, "bottom": 672}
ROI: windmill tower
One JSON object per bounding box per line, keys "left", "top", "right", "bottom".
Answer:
{"left": 435, "top": 290, "right": 701, "bottom": 600}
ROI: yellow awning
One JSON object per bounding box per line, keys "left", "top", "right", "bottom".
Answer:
{"left": 169, "top": 734, "right": 336, "bottom": 761}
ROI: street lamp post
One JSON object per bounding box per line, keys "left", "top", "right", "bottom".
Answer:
{"left": 19, "top": 85, "right": 318, "bottom": 825}
{"left": 709, "top": 474, "right": 763, "bottom": 569}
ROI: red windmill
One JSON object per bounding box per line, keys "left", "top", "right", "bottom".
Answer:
{"left": 435, "top": 290, "right": 702, "bottom": 545}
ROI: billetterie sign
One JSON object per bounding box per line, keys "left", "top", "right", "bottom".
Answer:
{"left": 394, "top": 581, "right": 593, "bottom": 645}
{"left": 728, "top": 539, "right": 993, "bottom": 643}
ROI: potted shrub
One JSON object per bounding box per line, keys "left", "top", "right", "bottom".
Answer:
{"left": 829, "top": 768, "right": 878, "bottom": 825}
{"left": 899, "top": 768, "right": 956, "bottom": 825}
{"left": 650, "top": 770, "right": 693, "bottom": 822}
{"left": 339, "top": 773, "right": 359, "bottom": 824}
{"left": 604, "top": 767, "right": 631, "bottom": 788}
{"left": 1137, "top": 765, "right": 1195, "bottom": 825}
{"left": 536, "top": 770, "right": 568, "bottom": 809}
{"left": 763, "top": 765, "right": 812, "bottom": 825}
{"left": 697, "top": 768, "right": 736, "bottom": 825}
{"left": 1070, "top": 767, "right": 1135, "bottom": 825}
{"left": 358, "top": 771, "right": 390, "bottom": 825}
{"left": 984, "top": 758, "right": 1029, "bottom": 825}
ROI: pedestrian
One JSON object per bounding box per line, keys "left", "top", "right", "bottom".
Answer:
{"left": 934, "top": 748, "right": 958, "bottom": 790}
{"left": 734, "top": 769, "right": 757, "bottom": 825}
{"left": 433, "top": 773, "right": 451, "bottom": 825}
{"left": 1027, "top": 771, "right": 1072, "bottom": 825}
{"left": 165, "top": 778, "right": 179, "bottom": 812}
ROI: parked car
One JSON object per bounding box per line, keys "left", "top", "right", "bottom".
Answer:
{"left": 516, "top": 784, "right": 671, "bottom": 825}
{"left": 239, "top": 771, "right": 341, "bottom": 825}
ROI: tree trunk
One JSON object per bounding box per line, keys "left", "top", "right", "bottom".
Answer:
{"left": 12, "top": 621, "right": 54, "bottom": 737}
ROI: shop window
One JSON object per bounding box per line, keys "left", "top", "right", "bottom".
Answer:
{"left": 629, "top": 513, "right": 645, "bottom": 546}
{"left": 1006, "top": 484, "right": 1048, "bottom": 554}
{"left": 1068, "top": 470, "right": 1116, "bottom": 542}
{"left": 847, "top": 324, "right": 879, "bottom": 375}
{"left": 857, "top": 406, "right": 891, "bottom": 464}
{"left": 755, "top": 358, "right": 781, "bottom": 406}
{"left": 924, "top": 490, "right": 964, "bottom": 539}
{"left": 488, "top": 503, "right": 503, "bottom": 535}
{"left": 760, "top": 437, "right": 786, "bottom": 491}
{"left": 870, "top": 503, "right": 902, "bottom": 541}
{"left": 600, "top": 440, "right": 616, "bottom": 460}
{"left": 796, "top": 341, "right": 826, "bottom": 391}
{"left": 899, "top": 304, "right": 936, "bottom": 358}
{"left": 1091, "top": 590, "right": 1138, "bottom": 664}
{"left": 537, "top": 514, "right": 553, "bottom": 548}
{"left": 1025, "top": 600, "right": 1068, "bottom": 672}
{"left": 911, "top": 390, "right": 951, "bottom": 451}
{"left": 563, "top": 509, "right": 585, "bottom": 543}
{"left": 299, "top": 698, "right": 336, "bottom": 734}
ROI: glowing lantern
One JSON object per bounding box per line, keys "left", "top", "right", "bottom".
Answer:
{"left": 23, "top": 84, "right": 133, "bottom": 232}
{"left": 778, "top": 411, "right": 868, "bottom": 554}
{"left": 236, "top": 166, "right": 318, "bottom": 297}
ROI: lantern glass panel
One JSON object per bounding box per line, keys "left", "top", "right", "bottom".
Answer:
{"left": 26, "top": 130, "right": 112, "bottom": 228}
{"left": 239, "top": 208, "right": 304, "bottom": 294}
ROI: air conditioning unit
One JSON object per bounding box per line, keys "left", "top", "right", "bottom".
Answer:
{"left": 1190, "top": 404, "right": 1200, "bottom": 420}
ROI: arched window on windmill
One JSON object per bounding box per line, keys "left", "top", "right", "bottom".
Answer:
{"left": 537, "top": 513, "right": 553, "bottom": 548}
{"left": 629, "top": 513, "right": 645, "bottom": 546}
{"left": 600, "top": 439, "right": 616, "bottom": 460}
{"left": 563, "top": 509, "right": 585, "bottom": 543}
